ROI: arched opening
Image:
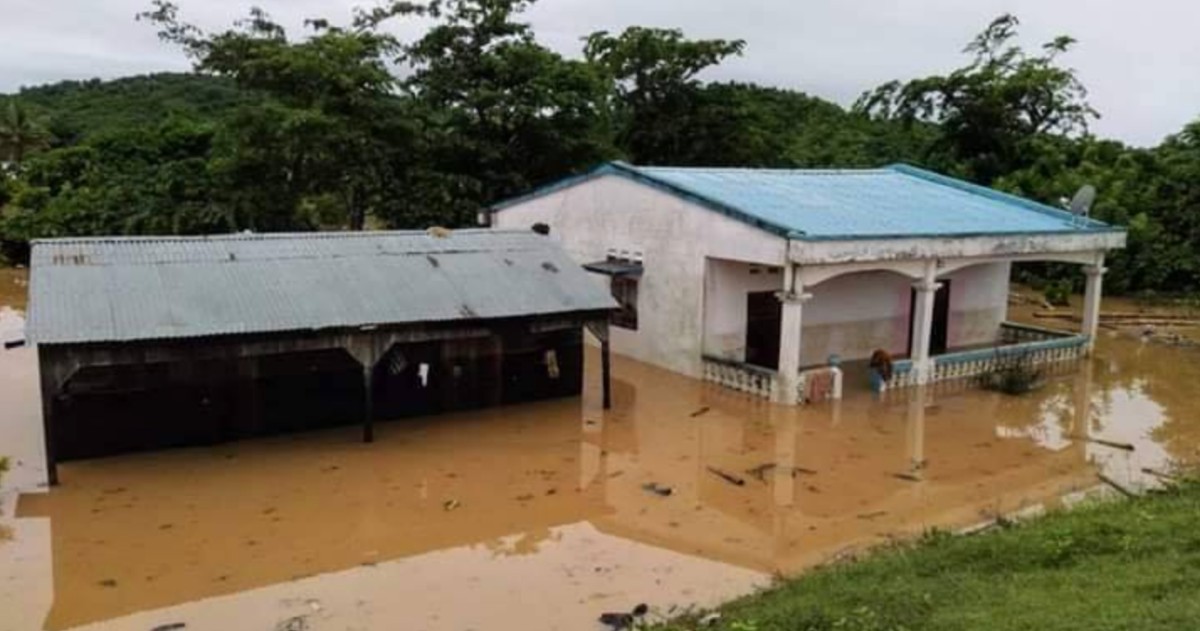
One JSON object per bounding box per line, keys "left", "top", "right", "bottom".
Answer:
{"left": 802, "top": 268, "right": 921, "bottom": 367}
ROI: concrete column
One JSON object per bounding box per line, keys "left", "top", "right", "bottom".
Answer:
{"left": 909, "top": 262, "right": 942, "bottom": 384}
{"left": 775, "top": 264, "right": 811, "bottom": 405}
{"left": 1082, "top": 262, "right": 1106, "bottom": 354}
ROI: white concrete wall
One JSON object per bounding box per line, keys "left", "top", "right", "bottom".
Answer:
{"left": 801, "top": 271, "right": 913, "bottom": 366}
{"left": 494, "top": 175, "right": 787, "bottom": 377}
{"left": 943, "top": 261, "right": 1011, "bottom": 349}
{"left": 800, "top": 262, "right": 1010, "bottom": 366}
{"left": 702, "top": 259, "right": 784, "bottom": 363}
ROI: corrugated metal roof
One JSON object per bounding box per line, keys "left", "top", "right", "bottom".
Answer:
{"left": 27, "top": 229, "right": 616, "bottom": 345}
{"left": 493, "top": 162, "right": 1124, "bottom": 240}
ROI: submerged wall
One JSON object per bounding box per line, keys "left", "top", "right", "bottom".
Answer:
{"left": 494, "top": 174, "right": 788, "bottom": 378}
{"left": 46, "top": 327, "right": 584, "bottom": 461}
{"left": 702, "top": 258, "right": 784, "bottom": 363}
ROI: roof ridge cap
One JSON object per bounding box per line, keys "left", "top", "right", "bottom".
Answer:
{"left": 632, "top": 165, "right": 892, "bottom": 175}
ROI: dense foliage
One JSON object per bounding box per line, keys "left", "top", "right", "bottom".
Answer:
{"left": 1, "top": 4, "right": 1197, "bottom": 294}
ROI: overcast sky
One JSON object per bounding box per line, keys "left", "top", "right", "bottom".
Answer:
{"left": 3, "top": 0, "right": 1198, "bottom": 147}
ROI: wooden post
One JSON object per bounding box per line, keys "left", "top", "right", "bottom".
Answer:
{"left": 363, "top": 365, "right": 375, "bottom": 443}
{"left": 41, "top": 394, "right": 59, "bottom": 486}
{"left": 585, "top": 319, "right": 613, "bottom": 410}
{"left": 37, "top": 347, "right": 61, "bottom": 486}
{"left": 601, "top": 337, "right": 612, "bottom": 410}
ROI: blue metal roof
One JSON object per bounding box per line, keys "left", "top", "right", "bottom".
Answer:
{"left": 27, "top": 229, "right": 616, "bottom": 345}
{"left": 492, "top": 162, "right": 1123, "bottom": 240}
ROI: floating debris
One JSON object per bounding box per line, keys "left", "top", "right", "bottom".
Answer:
{"left": 706, "top": 466, "right": 745, "bottom": 487}
{"left": 746, "top": 463, "right": 816, "bottom": 482}
{"left": 1097, "top": 473, "right": 1137, "bottom": 498}
{"left": 443, "top": 499, "right": 461, "bottom": 511}
{"left": 892, "top": 472, "right": 922, "bottom": 482}
{"left": 745, "top": 463, "right": 775, "bottom": 482}
{"left": 274, "top": 615, "right": 308, "bottom": 631}
{"left": 598, "top": 603, "right": 649, "bottom": 630}
{"left": 150, "top": 624, "right": 186, "bottom": 631}
{"left": 689, "top": 407, "right": 711, "bottom": 418}
{"left": 1141, "top": 466, "right": 1181, "bottom": 482}
{"left": 1074, "top": 436, "right": 1136, "bottom": 451}
{"left": 641, "top": 482, "right": 673, "bottom": 497}
{"left": 699, "top": 612, "right": 722, "bottom": 626}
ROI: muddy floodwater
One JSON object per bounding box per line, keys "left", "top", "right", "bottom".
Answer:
{"left": 3, "top": 278, "right": 1200, "bottom": 631}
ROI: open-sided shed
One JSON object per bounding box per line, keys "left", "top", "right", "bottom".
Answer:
{"left": 27, "top": 229, "right": 615, "bottom": 484}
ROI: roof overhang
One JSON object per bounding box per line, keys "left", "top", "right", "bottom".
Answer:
{"left": 583, "top": 260, "right": 644, "bottom": 277}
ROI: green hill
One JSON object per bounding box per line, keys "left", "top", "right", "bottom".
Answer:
{"left": 8, "top": 73, "right": 249, "bottom": 145}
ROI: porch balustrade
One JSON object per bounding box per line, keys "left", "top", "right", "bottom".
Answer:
{"left": 887, "top": 322, "right": 1086, "bottom": 389}
{"left": 702, "top": 355, "right": 776, "bottom": 399}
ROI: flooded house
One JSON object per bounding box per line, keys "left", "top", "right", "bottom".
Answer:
{"left": 25, "top": 229, "right": 616, "bottom": 484}
{"left": 489, "top": 162, "right": 1127, "bottom": 403}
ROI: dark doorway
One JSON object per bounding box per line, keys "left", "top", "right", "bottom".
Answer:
{"left": 745, "top": 291, "right": 782, "bottom": 370}
{"left": 374, "top": 341, "right": 443, "bottom": 420}
{"left": 907, "top": 280, "right": 951, "bottom": 357}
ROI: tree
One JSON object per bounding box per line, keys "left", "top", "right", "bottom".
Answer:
{"left": 397, "top": 0, "right": 616, "bottom": 220}
{"left": 584, "top": 27, "right": 744, "bottom": 164}
{"left": 140, "top": 1, "right": 418, "bottom": 230}
{"left": 0, "top": 99, "right": 51, "bottom": 164}
{"left": 856, "top": 14, "right": 1096, "bottom": 183}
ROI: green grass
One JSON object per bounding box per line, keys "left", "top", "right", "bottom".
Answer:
{"left": 655, "top": 482, "right": 1200, "bottom": 631}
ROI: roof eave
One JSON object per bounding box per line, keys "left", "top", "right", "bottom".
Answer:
{"left": 789, "top": 226, "right": 1128, "bottom": 242}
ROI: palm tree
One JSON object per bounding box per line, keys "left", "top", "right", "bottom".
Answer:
{"left": 0, "top": 100, "right": 50, "bottom": 165}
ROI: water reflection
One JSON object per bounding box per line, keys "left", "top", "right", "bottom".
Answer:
{"left": 2, "top": 323, "right": 1199, "bottom": 630}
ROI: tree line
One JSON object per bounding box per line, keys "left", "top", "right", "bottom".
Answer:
{"left": 1, "top": 4, "right": 1198, "bottom": 295}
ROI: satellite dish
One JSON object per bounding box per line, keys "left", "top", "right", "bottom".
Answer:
{"left": 1067, "top": 185, "right": 1096, "bottom": 219}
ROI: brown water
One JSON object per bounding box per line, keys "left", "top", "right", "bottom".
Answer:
{"left": 0, "top": 268, "right": 27, "bottom": 313}
{"left": 2, "top": 278, "right": 1199, "bottom": 630}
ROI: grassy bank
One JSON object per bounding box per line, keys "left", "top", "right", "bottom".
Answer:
{"left": 657, "top": 482, "right": 1200, "bottom": 631}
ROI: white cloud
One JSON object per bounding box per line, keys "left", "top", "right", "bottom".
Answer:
{"left": 3, "top": 0, "right": 1197, "bottom": 146}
